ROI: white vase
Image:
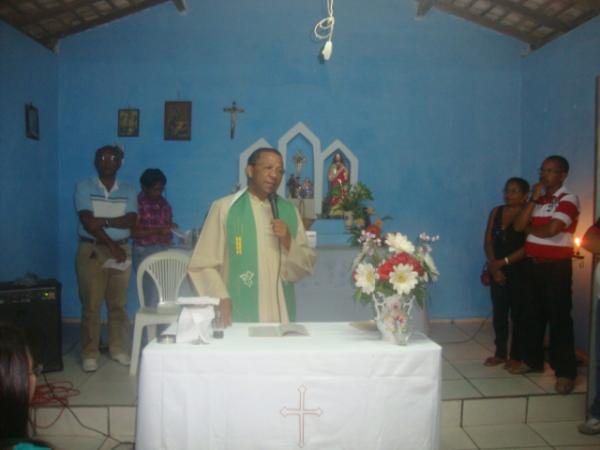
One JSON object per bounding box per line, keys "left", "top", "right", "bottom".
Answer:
{"left": 372, "top": 293, "right": 414, "bottom": 345}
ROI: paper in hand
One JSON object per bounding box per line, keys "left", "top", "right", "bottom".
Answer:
{"left": 102, "top": 258, "right": 132, "bottom": 271}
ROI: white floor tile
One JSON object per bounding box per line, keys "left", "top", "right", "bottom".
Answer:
{"left": 41, "top": 354, "right": 91, "bottom": 389}
{"left": 92, "top": 359, "right": 133, "bottom": 379}
{"left": 464, "top": 423, "right": 548, "bottom": 449}
{"left": 34, "top": 406, "right": 108, "bottom": 437}
{"left": 440, "top": 426, "right": 477, "bottom": 450}
{"left": 98, "top": 436, "right": 135, "bottom": 450}
{"left": 71, "top": 380, "right": 137, "bottom": 406}
{"left": 555, "top": 446, "right": 600, "bottom": 450}
{"left": 443, "top": 341, "right": 490, "bottom": 362}
{"left": 443, "top": 361, "right": 466, "bottom": 380}
{"left": 42, "top": 434, "right": 108, "bottom": 450}
{"left": 485, "top": 447, "right": 552, "bottom": 450}
{"left": 109, "top": 407, "right": 136, "bottom": 441}
{"left": 442, "top": 380, "right": 483, "bottom": 400}
{"left": 462, "top": 397, "right": 526, "bottom": 426}
{"left": 469, "top": 376, "right": 545, "bottom": 397}
{"left": 529, "top": 421, "right": 600, "bottom": 446}
{"left": 450, "top": 360, "right": 514, "bottom": 379}
{"left": 527, "top": 394, "right": 586, "bottom": 422}
{"left": 441, "top": 400, "right": 462, "bottom": 428}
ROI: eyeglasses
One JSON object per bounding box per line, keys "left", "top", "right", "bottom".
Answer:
{"left": 503, "top": 188, "right": 524, "bottom": 194}
{"left": 538, "top": 167, "right": 563, "bottom": 175}
{"left": 99, "top": 155, "right": 122, "bottom": 162}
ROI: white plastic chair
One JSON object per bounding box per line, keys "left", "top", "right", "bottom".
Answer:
{"left": 130, "top": 249, "right": 190, "bottom": 376}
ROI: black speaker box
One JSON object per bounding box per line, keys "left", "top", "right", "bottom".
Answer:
{"left": 0, "top": 279, "right": 63, "bottom": 373}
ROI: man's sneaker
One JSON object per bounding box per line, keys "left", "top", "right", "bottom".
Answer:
{"left": 82, "top": 358, "right": 98, "bottom": 372}
{"left": 579, "top": 418, "right": 600, "bottom": 435}
{"left": 555, "top": 377, "right": 575, "bottom": 395}
{"left": 111, "top": 353, "right": 131, "bottom": 366}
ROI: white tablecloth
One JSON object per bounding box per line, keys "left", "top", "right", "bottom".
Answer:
{"left": 135, "top": 322, "right": 441, "bottom": 450}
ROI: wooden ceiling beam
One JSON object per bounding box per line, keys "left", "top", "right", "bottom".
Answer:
{"left": 433, "top": 1, "right": 542, "bottom": 47}
{"left": 41, "top": 0, "right": 169, "bottom": 42}
{"left": 526, "top": 0, "right": 580, "bottom": 47}
{"left": 416, "top": 0, "right": 435, "bottom": 18}
{"left": 13, "top": 0, "right": 100, "bottom": 26}
{"left": 171, "top": 0, "right": 187, "bottom": 13}
{"left": 491, "top": 0, "right": 570, "bottom": 32}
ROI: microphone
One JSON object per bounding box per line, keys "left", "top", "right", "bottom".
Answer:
{"left": 268, "top": 193, "right": 279, "bottom": 219}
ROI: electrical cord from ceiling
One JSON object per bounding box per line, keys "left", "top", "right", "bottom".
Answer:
{"left": 313, "top": 0, "right": 335, "bottom": 61}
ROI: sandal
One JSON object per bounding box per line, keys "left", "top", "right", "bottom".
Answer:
{"left": 504, "top": 359, "right": 520, "bottom": 370}
{"left": 483, "top": 356, "right": 507, "bottom": 367}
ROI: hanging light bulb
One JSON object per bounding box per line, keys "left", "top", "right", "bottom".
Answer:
{"left": 314, "top": 0, "right": 335, "bottom": 62}
{"left": 321, "top": 40, "right": 333, "bottom": 60}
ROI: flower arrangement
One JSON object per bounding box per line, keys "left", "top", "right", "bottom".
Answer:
{"left": 329, "top": 181, "right": 373, "bottom": 220}
{"left": 348, "top": 207, "right": 392, "bottom": 246}
{"left": 351, "top": 230, "right": 440, "bottom": 309}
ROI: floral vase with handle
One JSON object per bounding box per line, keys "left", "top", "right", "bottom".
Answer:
{"left": 372, "top": 292, "right": 414, "bottom": 345}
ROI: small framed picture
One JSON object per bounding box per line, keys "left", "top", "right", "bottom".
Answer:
{"left": 164, "top": 101, "right": 192, "bottom": 140}
{"left": 25, "top": 104, "right": 39, "bottom": 140}
{"left": 118, "top": 108, "right": 140, "bottom": 137}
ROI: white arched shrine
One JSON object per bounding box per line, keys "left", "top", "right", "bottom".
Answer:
{"left": 238, "top": 123, "right": 359, "bottom": 218}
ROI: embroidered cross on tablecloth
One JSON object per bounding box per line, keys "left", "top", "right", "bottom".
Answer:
{"left": 280, "top": 385, "right": 323, "bottom": 448}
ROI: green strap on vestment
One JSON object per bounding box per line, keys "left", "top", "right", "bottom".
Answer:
{"left": 226, "top": 191, "right": 298, "bottom": 322}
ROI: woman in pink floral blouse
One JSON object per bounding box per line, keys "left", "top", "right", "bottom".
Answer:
{"left": 132, "top": 168, "right": 177, "bottom": 306}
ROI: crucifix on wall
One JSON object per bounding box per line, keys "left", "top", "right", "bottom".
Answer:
{"left": 223, "top": 101, "right": 244, "bottom": 139}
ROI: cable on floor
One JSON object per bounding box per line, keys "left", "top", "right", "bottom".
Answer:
{"left": 30, "top": 371, "right": 132, "bottom": 448}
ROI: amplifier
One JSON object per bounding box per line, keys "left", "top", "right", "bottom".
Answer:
{"left": 0, "top": 279, "right": 63, "bottom": 373}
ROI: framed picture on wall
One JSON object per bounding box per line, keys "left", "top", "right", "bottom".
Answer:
{"left": 164, "top": 101, "right": 192, "bottom": 140}
{"left": 25, "top": 104, "right": 39, "bottom": 140}
{"left": 118, "top": 108, "right": 140, "bottom": 137}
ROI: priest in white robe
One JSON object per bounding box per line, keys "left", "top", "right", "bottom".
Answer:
{"left": 188, "top": 148, "right": 316, "bottom": 325}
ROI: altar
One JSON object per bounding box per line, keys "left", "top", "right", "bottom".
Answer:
{"left": 135, "top": 322, "right": 441, "bottom": 450}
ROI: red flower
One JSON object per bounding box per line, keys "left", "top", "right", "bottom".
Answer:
{"left": 377, "top": 252, "right": 424, "bottom": 280}
{"left": 365, "top": 224, "right": 381, "bottom": 237}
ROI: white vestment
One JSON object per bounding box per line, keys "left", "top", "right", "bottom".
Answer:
{"left": 188, "top": 191, "right": 316, "bottom": 322}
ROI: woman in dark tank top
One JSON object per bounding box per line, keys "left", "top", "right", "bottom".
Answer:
{"left": 483, "top": 177, "right": 530, "bottom": 369}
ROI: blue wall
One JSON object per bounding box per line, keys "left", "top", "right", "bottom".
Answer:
{"left": 14, "top": 1, "right": 600, "bottom": 336}
{"left": 54, "top": 0, "right": 524, "bottom": 320}
{"left": 521, "top": 16, "right": 600, "bottom": 350}
{"left": 0, "top": 23, "right": 58, "bottom": 281}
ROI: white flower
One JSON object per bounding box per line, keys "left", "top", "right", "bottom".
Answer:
{"left": 385, "top": 233, "right": 415, "bottom": 254}
{"left": 422, "top": 252, "right": 439, "bottom": 282}
{"left": 354, "top": 263, "right": 379, "bottom": 295}
{"left": 389, "top": 264, "right": 419, "bottom": 296}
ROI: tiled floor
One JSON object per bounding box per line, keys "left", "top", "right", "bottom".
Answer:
{"left": 434, "top": 319, "right": 600, "bottom": 450}
{"left": 32, "top": 320, "right": 600, "bottom": 449}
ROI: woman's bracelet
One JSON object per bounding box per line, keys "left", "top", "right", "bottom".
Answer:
{"left": 504, "top": 257, "right": 509, "bottom": 265}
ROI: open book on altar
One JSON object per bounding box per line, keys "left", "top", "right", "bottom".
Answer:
{"left": 248, "top": 323, "right": 309, "bottom": 337}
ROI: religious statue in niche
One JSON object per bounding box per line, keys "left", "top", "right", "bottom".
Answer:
{"left": 287, "top": 150, "right": 313, "bottom": 199}
{"left": 327, "top": 152, "right": 350, "bottom": 217}
{"left": 287, "top": 174, "right": 301, "bottom": 198}
{"left": 300, "top": 177, "right": 313, "bottom": 199}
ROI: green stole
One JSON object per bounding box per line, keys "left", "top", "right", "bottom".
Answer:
{"left": 226, "top": 191, "right": 298, "bottom": 322}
